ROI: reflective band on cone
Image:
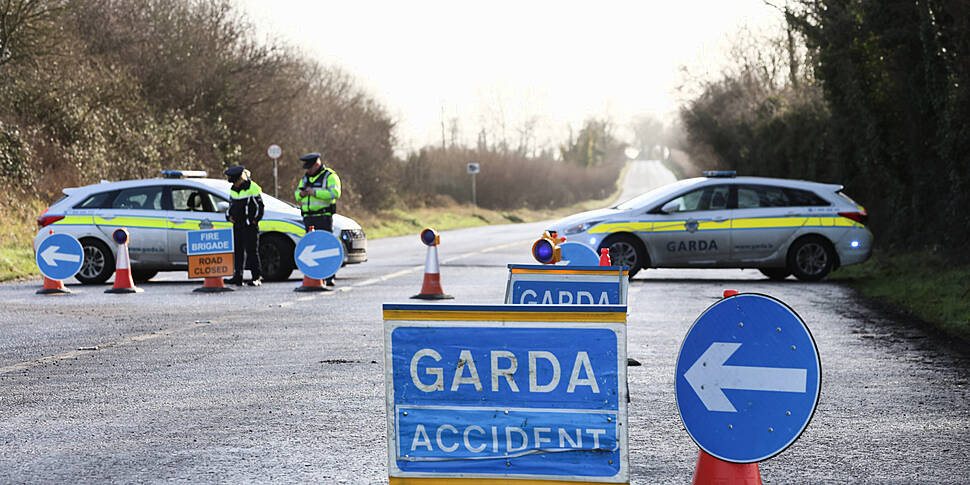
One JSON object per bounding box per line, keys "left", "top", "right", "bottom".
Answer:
{"left": 411, "top": 244, "right": 453, "bottom": 300}
{"left": 37, "top": 276, "right": 71, "bottom": 295}
{"left": 692, "top": 449, "right": 762, "bottom": 485}
{"left": 105, "top": 242, "right": 143, "bottom": 293}
{"left": 194, "top": 276, "right": 233, "bottom": 293}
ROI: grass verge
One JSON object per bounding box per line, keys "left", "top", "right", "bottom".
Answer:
{"left": 345, "top": 162, "right": 631, "bottom": 239}
{"left": 0, "top": 198, "right": 45, "bottom": 282}
{"left": 832, "top": 250, "right": 970, "bottom": 343}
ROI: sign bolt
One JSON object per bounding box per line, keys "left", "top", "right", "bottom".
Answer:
{"left": 791, "top": 345, "right": 796, "bottom": 350}
{"left": 504, "top": 410, "right": 509, "bottom": 415}
{"left": 776, "top": 327, "right": 782, "bottom": 332}
{"left": 506, "top": 461, "right": 511, "bottom": 467}
{"left": 768, "top": 427, "right": 774, "bottom": 432}
{"left": 402, "top": 411, "right": 407, "bottom": 416}
{"left": 786, "top": 411, "right": 791, "bottom": 416}
{"left": 738, "top": 322, "right": 744, "bottom": 328}
{"left": 728, "top": 424, "right": 733, "bottom": 429}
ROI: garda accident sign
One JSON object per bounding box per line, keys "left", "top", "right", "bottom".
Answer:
{"left": 383, "top": 303, "right": 629, "bottom": 483}
{"left": 505, "top": 264, "right": 629, "bottom": 305}
{"left": 185, "top": 228, "right": 233, "bottom": 278}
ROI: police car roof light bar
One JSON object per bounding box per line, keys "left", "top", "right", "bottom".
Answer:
{"left": 162, "top": 170, "right": 208, "bottom": 179}
{"left": 702, "top": 170, "right": 737, "bottom": 178}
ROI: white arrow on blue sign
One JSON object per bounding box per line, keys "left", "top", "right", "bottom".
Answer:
{"left": 294, "top": 230, "right": 343, "bottom": 280}
{"left": 675, "top": 293, "right": 821, "bottom": 463}
{"left": 36, "top": 233, "right": 84, "bottom": 281}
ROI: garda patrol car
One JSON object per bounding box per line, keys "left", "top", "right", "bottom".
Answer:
{"left": 33, "top": 170, "right": 367, "bottom": 284}
{"left": 547, "top": 171, "right": 871, "bottom": 281}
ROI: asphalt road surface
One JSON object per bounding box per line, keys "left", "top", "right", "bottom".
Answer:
{"left": 1, "top": 162, "right": 968, "bottom": 484}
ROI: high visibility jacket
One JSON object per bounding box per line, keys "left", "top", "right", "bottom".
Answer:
{"left": 227, "top": 180, "right": 264, "bottom": 226}
{"left": 295, "top": 168, "right": 341, "bottom": 216}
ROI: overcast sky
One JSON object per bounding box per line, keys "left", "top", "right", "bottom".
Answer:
{"left": 235, "top": 0, "right": 782, "bottom": 151}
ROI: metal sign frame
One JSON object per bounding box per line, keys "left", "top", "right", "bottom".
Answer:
{"left": 383, "top": 303, "right": 629, "bottom": 483}
{"left": 504, "top": 265, "right": 629, "bottom": 305}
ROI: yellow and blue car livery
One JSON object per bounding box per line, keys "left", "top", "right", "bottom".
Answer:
{"left": 33, "top": 172, "right": 367, "bottom": 284}
{"left": 547, "top": 173, "right": 871, "bottom": 281}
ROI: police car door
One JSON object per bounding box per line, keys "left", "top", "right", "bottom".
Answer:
{"left": 96, "top": 185, "right": 168, "bottom": 265}
{"left": 647, "top": 184, "right": 732, "bottom": 267}
{"left": 731, "top": 184, "right": 802, "bottom": 263}
{"left": 165, "top": 185, "right": 231, "bottom": 265}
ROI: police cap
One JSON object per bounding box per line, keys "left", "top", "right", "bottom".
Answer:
{"left": 224, "top": 165, "right": 245, "bottom": 182}
{"left": 300, "top": 152, "right": 321, "bottom": 169}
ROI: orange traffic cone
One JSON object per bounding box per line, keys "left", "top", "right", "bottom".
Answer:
{"left": 194, "top": 276, "right": 233, "bottom": 293}
{"left": 599, "top": 248, "right": 612, "bottom": 266}
{"left": 411, "top": 238, "right": 453, "bottom": 300}
{"left": 105, "top": 239, "right": 142, "bottom": 294}
{"left": 37, "top": 276, "right": 71, "bottom": 295}
{"left": 295, "top": 226, "right": 330, "bottom": 292}
{"left": 692, "top": 450, "right": 762, "bottom": 485}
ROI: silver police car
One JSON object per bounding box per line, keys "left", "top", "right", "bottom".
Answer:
{"left": 34, "top": 170, "right": 367, "bottom": 284}
{"left": 548, "top": 171, "right": 871, "bottom": 280}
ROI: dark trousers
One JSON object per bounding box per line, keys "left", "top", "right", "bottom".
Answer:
{"left": 233, "top": 223, "right": 261, "bottom": 278}
{"left": 303, "top": 214, "right": 333, "bottom": 233}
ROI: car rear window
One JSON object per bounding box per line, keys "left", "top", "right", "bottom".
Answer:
{"left": 74, "top": 190, "right": 119, "bottom": 209}
{"left": 785, "top": 188, "right": 830, "bottom": 207}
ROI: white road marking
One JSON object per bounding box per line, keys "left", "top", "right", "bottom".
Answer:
{"left": 0, "top": 321, "right": 211, "bottom": 375}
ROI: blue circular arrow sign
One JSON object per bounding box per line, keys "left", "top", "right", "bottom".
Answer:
{"left": 36, "top": 233, "right": 84, "bottom": 281}
{"left": 294, "top": 230, "right": 344, "bottom": 280}
{"left": 675, "top": 293, "right": 821, "bottom": 463}
{"left": 559, "top": 242, "right": 600, "bottom": 266}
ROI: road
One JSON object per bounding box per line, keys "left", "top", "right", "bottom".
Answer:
{"left": 1, "top": 161, "right": 968, "bottom": 484}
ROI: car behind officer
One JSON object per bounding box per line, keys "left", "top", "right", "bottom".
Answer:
{"left": 295, "top": 152, "right": 341, "bottom": 285}
{"left": 224, "top": 166, "right": 264, "bottom": 286}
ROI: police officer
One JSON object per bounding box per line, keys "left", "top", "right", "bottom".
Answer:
{"left": 295, "top": 152, "right": 341, "bottom": 285}
{"left": 224, "top": 166, "right": 265, "bottom": 286}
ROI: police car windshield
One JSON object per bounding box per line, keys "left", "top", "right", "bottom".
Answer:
{"left": 613, "top": 179, "right": 697, "bottom": 210}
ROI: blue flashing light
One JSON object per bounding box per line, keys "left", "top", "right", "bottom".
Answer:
{"left": 702, "top": 170, "right": 737, "bottom": 178}
{"left": 533, "top": 240, "right": 554, "bottom": 263}
{"left": 420, "top": 228, "right": 439, "bottom": 247}
{"left": 162, "top": 170, "right": 208, "bottom": 179}
{"left": 112, "top": 228, "right": 129, "bottom": 245}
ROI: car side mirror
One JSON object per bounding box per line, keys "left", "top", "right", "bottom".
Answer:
{"left": 217, "top": 201, "right": 229, "bottom": 212}
{"left": 661, "top": 201, "right": 680, "bottom": 214}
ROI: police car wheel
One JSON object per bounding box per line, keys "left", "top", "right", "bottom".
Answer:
{"left": 259, "top": 234, "right": 294, "bottom": 281}
{"left": 788, "top": 236, "right": 834, "bottom": 281}
{"left": 600, "top": 234, "right": 646, "bottom": 277}
{"left": 759, "top": 268, "right": 791, "bottom": 281}
{"left": 76, "top": 238, "right": 115, "bottom": 285}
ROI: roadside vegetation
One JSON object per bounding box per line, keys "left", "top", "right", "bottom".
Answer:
{"left": 832, "top": 252, "right": 970, "bottom": 343}
{"left": 679, "top": 1, "right": 969, "bottom": 342}
{"left": 0, "top": 0, "right": 631, "bottom": 280}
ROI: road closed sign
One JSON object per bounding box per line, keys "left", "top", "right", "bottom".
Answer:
{"left": 675, "top": 293, "right": 821, "bottom": 464}
{"left": 383, "top": 303, "right": 629, "bottom": 483}
{"left": 186, "top": 228, "right": 234, "bottom": 278}
{"left": 504, "top": 264, "right": 629, "bottom": 305}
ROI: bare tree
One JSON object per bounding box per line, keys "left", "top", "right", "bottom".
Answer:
{"left": 0, "top": 0, "right": 66, "bottom": 67}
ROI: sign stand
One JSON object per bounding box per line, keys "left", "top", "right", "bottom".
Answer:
{"left": 186, "top": 224, "right": 234, "bottom": 293}
{"left": 676, "top": 289, "right": 821, "bottom": 483}
{"left": 467, "top": 162, "right": 480, "bottom": 206}
{"left": 267, "top": 144, "right": 282, "bottom": 198}
{"left": 383, "top": 303, "right": 629, "bottom": 483}
{"left": 35, "top": 231, "right": 84, "bottom": 295}
{"left": 293, "top": 226, "right": 343, "bottom": 292}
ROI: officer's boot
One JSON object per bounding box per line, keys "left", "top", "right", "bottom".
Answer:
{"left": 248, "top": 274, "right": 263, "bottom": 287}
{"left": 325, "top": 276, "right": 335, "bottom": 287}
{"left": 225, "top": 273, "right": 244, "bottom": 286}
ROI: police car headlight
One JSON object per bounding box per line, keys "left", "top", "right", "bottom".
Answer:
{"left": 562, "top": 221, "right": 602, "bottom": 235}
